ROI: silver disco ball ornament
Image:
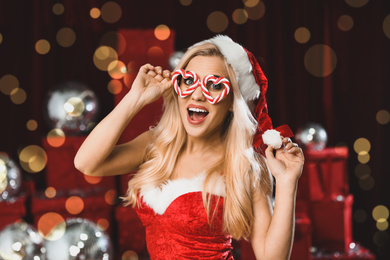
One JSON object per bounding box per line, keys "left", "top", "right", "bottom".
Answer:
{"left": 0, "top": 153, "right": 22, "bottom": 202}
{"left": 44, "top": 218, "right": 112, "bottom": 260}
{"left": 0, "top": 222, "right": 46, "bottom": 260}
{"left": 44, "top": 81, "right": 99, "bottom": 134}
{"left": 169, "top": 51, "right": 184, "bottom": 70}
{"left": 295, "top": 122, "right": 328, "bottom": 150}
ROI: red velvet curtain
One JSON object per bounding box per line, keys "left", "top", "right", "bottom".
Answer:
{"left": 1, "top": 0, "right": 389, "bottom": 258}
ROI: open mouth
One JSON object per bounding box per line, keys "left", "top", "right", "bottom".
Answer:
{"left": 187, "top": 107, "right": 209, "bottom": 121}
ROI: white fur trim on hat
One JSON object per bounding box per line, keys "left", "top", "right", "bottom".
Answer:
{"left": 190, "top": 35, "right": 260, "bottom": 102}
{"left": 262, "top": 129, "right": 282, "bottom": 149}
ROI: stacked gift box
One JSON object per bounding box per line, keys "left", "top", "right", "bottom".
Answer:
{"left": 296, "top": 147, "right": 375, "bottom": 260}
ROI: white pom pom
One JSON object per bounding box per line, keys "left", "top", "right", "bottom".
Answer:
{"left": 262, "top": 129, "right": 282, "bottom": 149}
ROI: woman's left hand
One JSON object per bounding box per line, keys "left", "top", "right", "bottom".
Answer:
{"left": 265, "top": 137, "right": 305, "bottom": 184}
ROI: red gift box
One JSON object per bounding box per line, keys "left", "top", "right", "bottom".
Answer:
{"left": 42, "top": 136, "right": 116, "bottom": 191}
{"left": 115, "top": 205, "right": 147, "bottom": 255}
{"left": 31, "top": 189, "right": 115, "bottom": 237}
{"left": 310, "top": 194, "right": 353, "bottom": 252}
{"left": 298, "top": 147, "right": 349, "bottom": 201}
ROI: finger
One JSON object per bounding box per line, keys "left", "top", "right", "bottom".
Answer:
{"left": 163, "top": 70, "right": 171, "bottom": 79}
{"left": 154, "top": 66, "right": 163, "bottom": 74}
{"left": 147, "top": 70, "right": 157, "bottom": 77}
{"left": 264, "top": 145, "right": 275, "bottom": 160}
{"left": 140, "top": 63, "right": 154, "bottom": 73}
{"left": 154, "top": 74, "right": 164, "bottom": 81}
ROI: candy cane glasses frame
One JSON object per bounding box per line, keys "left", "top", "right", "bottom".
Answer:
{"left": 171, "top": 69, "right": 231, "bottom": 104}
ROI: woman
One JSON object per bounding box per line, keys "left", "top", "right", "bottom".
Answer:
{"left": 74, "top": 35, "right": 304, "bottom": 259}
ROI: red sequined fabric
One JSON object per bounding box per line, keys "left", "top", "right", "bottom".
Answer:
{"left": 136, "top": 192, "right": 234, "bottom": 259}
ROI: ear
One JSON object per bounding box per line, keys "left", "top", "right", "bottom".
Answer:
{"left": 229, "top": 104, "right": 233, "bottom": 112}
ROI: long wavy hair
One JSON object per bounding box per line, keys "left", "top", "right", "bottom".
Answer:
{"left": 123, "top": 43, "right": 273, "bottom": 240}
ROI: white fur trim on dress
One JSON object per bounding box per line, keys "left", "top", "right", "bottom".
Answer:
{"left": 190, "top": 35, "right": 260, "bottom": 102}
{"left": 262, "top": 129, "right": 282, "bottom": 149}
{"left": 140, "top": 174, "right": 226, "bottom": 215}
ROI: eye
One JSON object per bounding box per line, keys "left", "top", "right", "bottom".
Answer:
{"left": 210, "top": 83, "right": 223, "bottom": 91}
{"left": 184, "top": 77, "right": 194, "bottom": 85}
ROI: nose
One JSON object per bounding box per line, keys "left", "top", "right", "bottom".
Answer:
{"left": 191, "top": 84, "right": 206, "bottom": 102}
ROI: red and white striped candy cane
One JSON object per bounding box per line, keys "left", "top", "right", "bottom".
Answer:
{"left": 202, "top": 75, "right": 231, "bottom": 104}
{"left": 172, "top": 69, "right": 199, "bottom": 98}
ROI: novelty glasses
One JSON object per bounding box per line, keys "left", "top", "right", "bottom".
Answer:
{"left": 172, "top": 69, "right": 231, "bottom": 104}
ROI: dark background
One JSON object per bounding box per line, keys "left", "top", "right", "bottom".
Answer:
{"left": 0, "top": 0, "right": 389, "bottom": 259}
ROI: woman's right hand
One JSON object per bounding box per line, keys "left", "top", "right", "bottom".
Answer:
{"left": 130, "top": 64, "right": 172, "bottom": 106}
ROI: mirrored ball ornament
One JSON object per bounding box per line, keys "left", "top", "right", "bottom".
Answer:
{"left": 44, "top": 81, "right": 99, "bottom": 134}
{"left": 169, "top": 51, "right": 184, "bottom": 70}
{"left": 295, "top": 122, "right": 328, "bottom": 150}
{"left": 0, "top": 222, "right": 46, "bottom": 260}
{"left": 0, "top": 153, "right": 22, "bottom": 202}
{"left": 44, "top": 218, "right": 112, "bottom": 260}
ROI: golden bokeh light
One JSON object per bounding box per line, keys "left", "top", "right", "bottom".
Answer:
{"left": 90, "top": 7, "right": 101, "bottom": 19}
{"left": 147, "top": 46, "right": 164, "bottom": 59}
{"left": 83, "top": 174, "right": 102, "bottom": 184}
{"left": 180, "top": 0, "right": 192, "bottom": 6}
{"left": 294, "top": 27, "right": 311, "bottom": 44}
{"left": 232, "top": 9, "right": 248, "bottom": 25}
{"left": 105, "top": 189, "right": 117, "bottom": 205}
{"left": 354, "top": 137, "right": 371, "bottom": 154}
{"left": 64, "top": 97, "right": 85, "bottom": 117}
{"left": 338, "top": 15, "right": 354, "bottom": 31}
{"left": 122, "top": 250, "right": 139, "bottom": 260}
{"left": 0, "top": 33, "right": 3, "bottom": 44}
{"left": 35, "top": 39, "right": 51, "bottom": 55}
{"left": 10, "top": 88, "right": 27, "bottom": 105}
{"left": 101, "top": 1, "right": 122, "bottom": 24}
{"left": 243, "top": 0, "right": 260, "bottom": 7}
{"left": 373, "top": 205, "right": 389, "bottom": 221}
{"left": 108, "top": 60, "right": 127, "bottom": 79}
{"left": 345, "top": 0, "right": 369, "bottom": 8}
{"left": 358, "top": 175, "right": 374, "bottom": 191}
{"left": 207, "top": 11, "right": 229, "bottom": 33}
{"left": 97, "top": 218, "right": 109, "bottom": 231}
{"left": 19, "top": 145, "right": 47, "bottom": 173}
{"left": 100, "top": 31, "right": 127, "bottom": 55}
{"left": 304, "top": 44, "right": 337, "bottom": 77}
{"left": 65, "top": 196, "right": 84, "bottom": 215}
{"left": 26, "top": 119, "right": 38, "bottom": 131}
{"left": 47, "top": 128, "right": 66, "bottom": 147}
{"left": 154, "top": 24, "right": 171, "bottom": 41}
{"left": 52, "top": 3, "right": 64, "bottom": 15}
{"left": 357, "top": 153, "right": 370, "bottom": 164}
{"left": 93, "top": 46, "right": 118, "bottom": 71}
{"left": 45, "top": 186, "right": 57, "bottom": 198}
{"left": 244, "top": 0, "right": 265, "bottom": 20}
{"left": 383, "top": 15, "right": 390, "bottom": 40}
{"left": 376, "top": 219, "right": 389, "bottom": 231}
{"left": 0, "top": 74, "right": 19, "bottom": 95}
{"left": 56, "top": 27, "right": 76, "bottom": 48}
{"left": 353, "top": 209, "right": 367, "bottom": 223}
{"left": 37, "top": 212, "right": 66, "bottom": 241}
{"left": 354, "top": 163, "right": 371, "bottom": 178}
{"left": 107, "top": 79, "right": 123, "bottom": 95}
{"left": 376, "top": 109, "right": 390, "bottom": 125}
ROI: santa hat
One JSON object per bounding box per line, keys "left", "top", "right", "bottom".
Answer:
{"left": 191, "top": 35, "right": 293, "bottom": 149}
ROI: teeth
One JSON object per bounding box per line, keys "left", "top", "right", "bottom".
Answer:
{"left": 188, "top": 107, "right": 208, "bottom": 113}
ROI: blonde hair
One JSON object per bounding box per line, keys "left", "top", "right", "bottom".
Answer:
{"left": 123, "top": 43, "right": 273, "bottom": 240}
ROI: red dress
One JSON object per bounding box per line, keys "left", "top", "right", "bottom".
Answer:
{"left": 136, "top": 175, "right": 234, "bottom": 260}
